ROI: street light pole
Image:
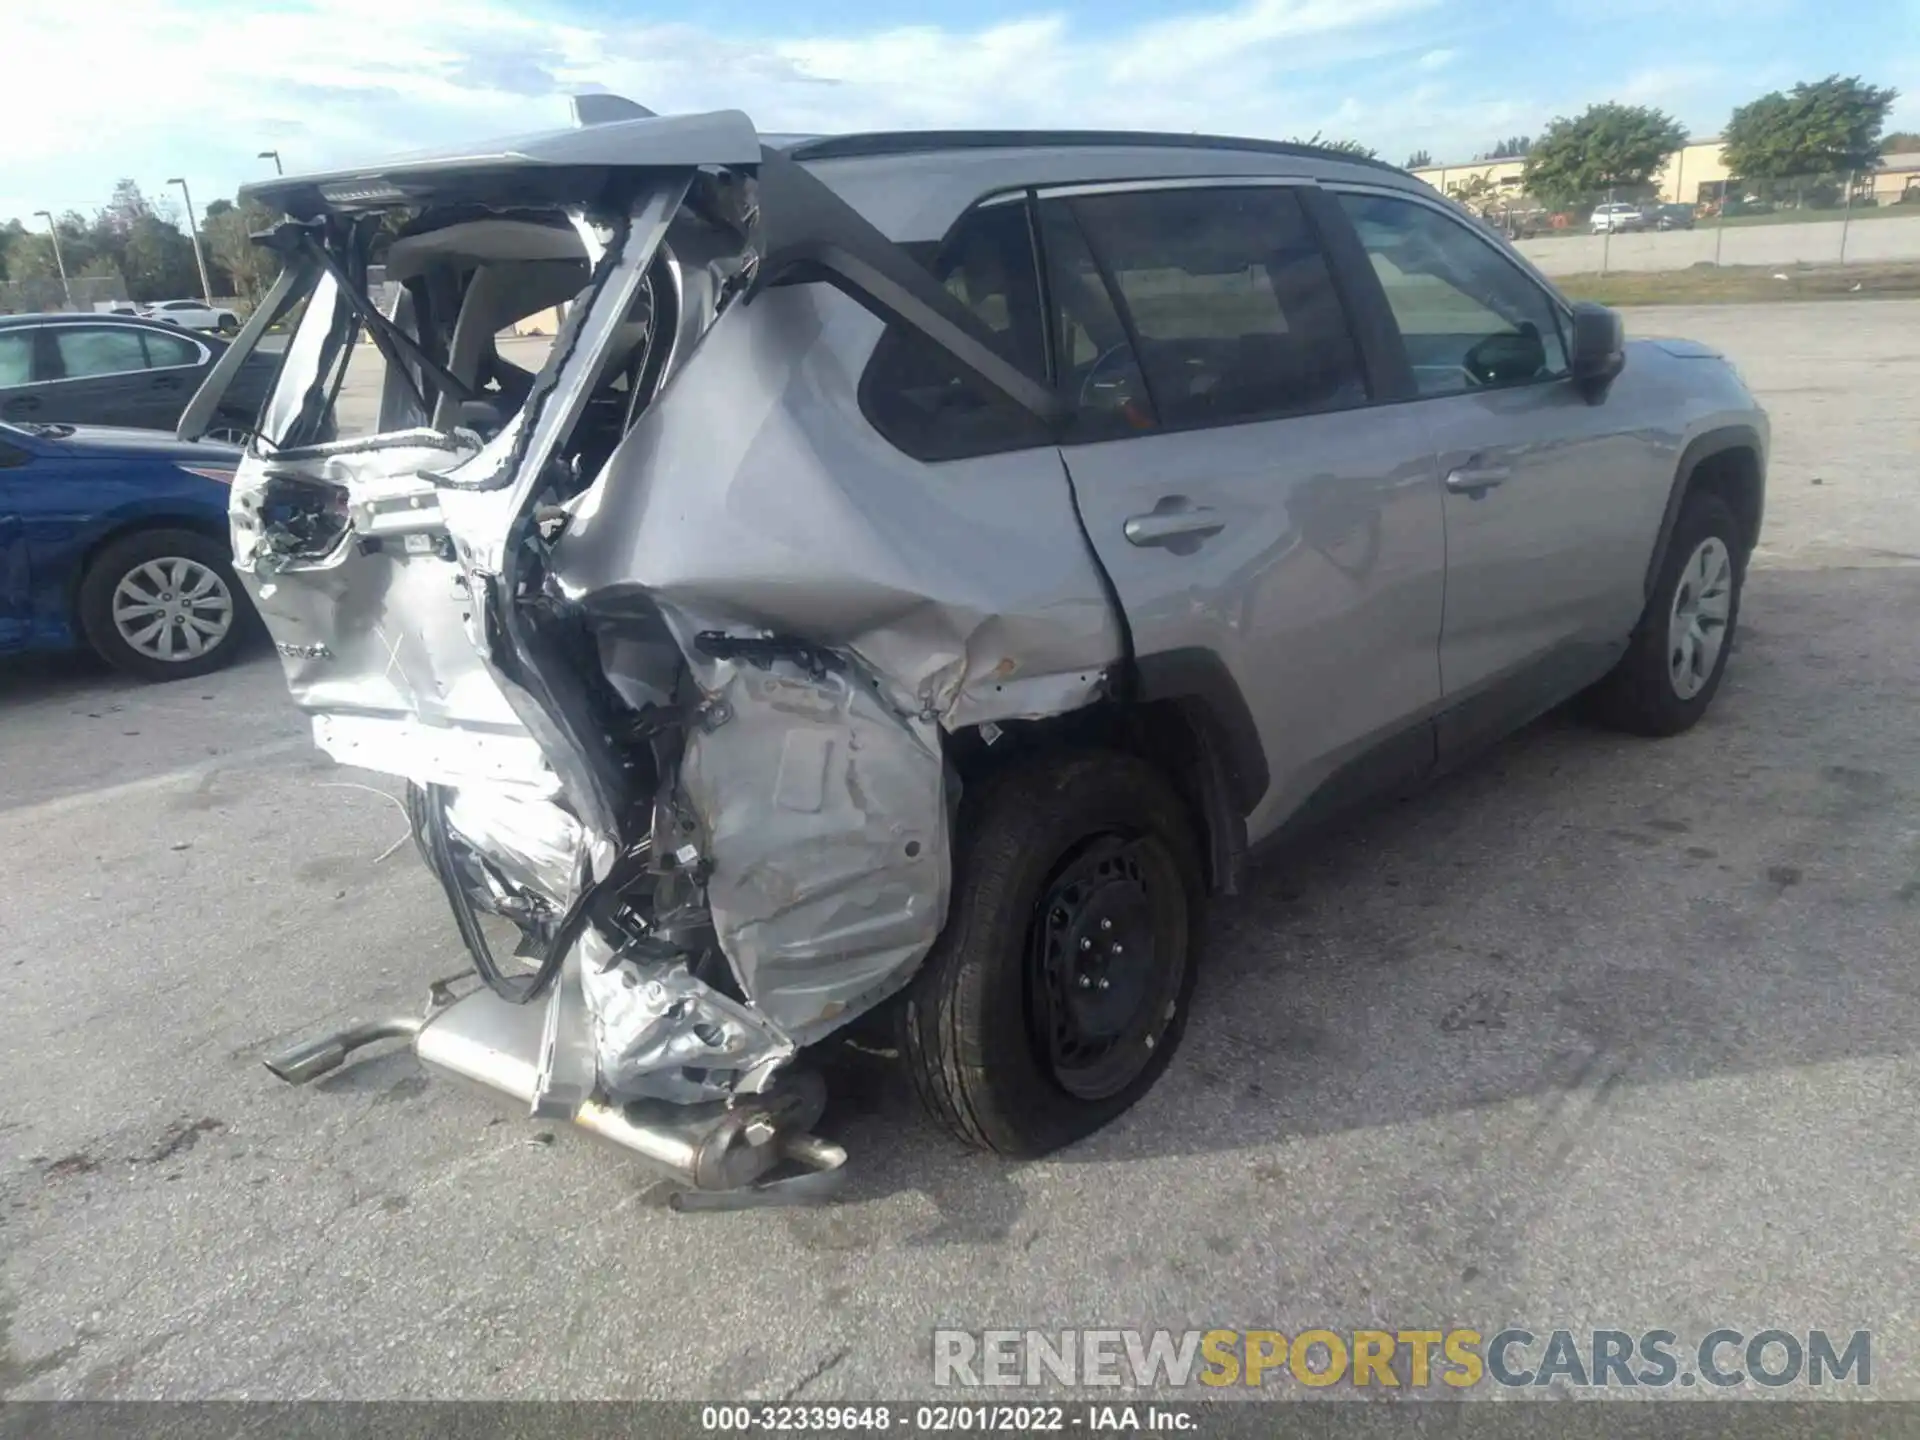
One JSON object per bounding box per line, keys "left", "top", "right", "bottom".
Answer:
{"left": 258, "top": 149, "right": 283, "bottom": 175}
{"left": 166, "top": 176, "right": 215, "bottom": 306}
{"left": 31, "top": 210, "right": 74, "bottom": 310}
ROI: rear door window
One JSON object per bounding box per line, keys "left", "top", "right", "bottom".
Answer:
{"left": 0, "top": 332, "right": 32, "bottom": 387}
{"left": 1336, "top": 192, "right": 1569, "bottom": 396}
{"left": 1057, "top": 186, "right": 1368, "bottom": 431}
{"left": 51, "top": 327, "right": 150, "bottom": 380}
{"left": 142, "top": 329, "right": 201, "bottom": 369}
{"left": 860, "top": 201, "right": 1050, "bottom": 461}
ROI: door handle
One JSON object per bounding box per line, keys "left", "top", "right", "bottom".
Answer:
{"left": 1124, "top": 505, "right": 1226, "bottom": 548}
{"left": 1444, "top": 463, "right": 1511, "bottom": 498}
{"left": 152, "top": 375, "right": 181, "bottom": 390}
{"left": 8, "top": 395, "right": 41, "bottom": 413}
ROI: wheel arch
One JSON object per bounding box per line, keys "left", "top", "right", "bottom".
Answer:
{"left": 947, "top": 647, "right": 1268, "bottom": 898}
{"left": 1644, "top": 425, "right": 1766, "bottom": 599}
{"left": 68, "top": 511, "right": 231, "bottom": 620}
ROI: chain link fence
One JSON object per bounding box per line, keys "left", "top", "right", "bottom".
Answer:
{"left": 1443, "top": 168, "right": 1920, "bottom": 277}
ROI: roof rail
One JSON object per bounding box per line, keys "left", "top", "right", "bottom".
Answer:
{"left": 572, "top": 93, "right": 656, "bottom": 127}
{"left": 784, "top": 129, "right": 1407, "bottom": 174}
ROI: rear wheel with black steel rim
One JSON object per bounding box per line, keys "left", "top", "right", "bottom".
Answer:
{"left": 899, "top": 750, "right": 1202, "bottom": 1156}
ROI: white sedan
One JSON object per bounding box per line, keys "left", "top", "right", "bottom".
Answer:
{"left": 142, "top": 299, "right": 241, "bottom": 334}
{"left": 1588, "top": 203, "right": 1647, "bottom": 235}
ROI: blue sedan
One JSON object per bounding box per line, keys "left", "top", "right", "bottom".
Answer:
{"left": 0, "top": 421, "right": 251, "bottom": 680}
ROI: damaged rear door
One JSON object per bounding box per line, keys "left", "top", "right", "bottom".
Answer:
{"left": 1038, "top": 182, "right": 1447, "bottom": 840}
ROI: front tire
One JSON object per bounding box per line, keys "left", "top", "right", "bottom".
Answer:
{"left": 78, "top": 529, "right": 248, "bottom": 682}
{"left": 899, "top": 750, "right": 1203, "bottom": 1156}
{"left": 1587, "top": 491, "right": 1746, "bottom": 735}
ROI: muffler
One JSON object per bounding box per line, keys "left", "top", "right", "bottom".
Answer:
{"left": 265, "top": 983, "right": 846, "bottom": 1209}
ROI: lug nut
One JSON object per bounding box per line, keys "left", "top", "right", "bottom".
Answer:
{"left": 1097, "top": 977, "right": 1111, "bottom": 991}
{"left": 1077, "top": 975, "right": 1092, "bottom": 989}
{"left": 1111, "top": 943, "right": 1124, "bottom": 956}
{"left": 1100, "top": 918, "right": 1113, "bottom": 931}
{"left": 1079, "top": 938, "right": 1092, "bottom": 952}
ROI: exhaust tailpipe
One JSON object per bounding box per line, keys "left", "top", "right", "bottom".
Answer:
{"left": 264, "top": 986, "right": 844, "bottom": 1205}
{"left": 264, "top": 1018, "right": 423, "bottom": 1084}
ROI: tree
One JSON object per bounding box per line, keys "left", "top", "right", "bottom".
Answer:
{"left": 0, "top": 219, "right": 25, "bottom": 283}
{"left": 203, "top": 198, "right": 235, "bottom": 220}
{"left": 1291, "top": 132, "right": 1378, "bottom": 159}
{"left": 1883, "top": 130, "right": 1920, "bottom": 153}
{"left": 1447, "top": 173, "right": 1503, "bottom": 216}
{"left": 1480, "top": 135, "right": 1532, "bottom": 159}
{"left": 120, "top": 216, "right": 202, "bottom": 302}
{"left": 1523, "top": 103, "right": 1687, "bottom": 209}
{"left": 1405, "top": 149, "right": 1433, "bottom": 169}
{"left": 1721, "top": 75, "right": 1900, "bottom": 181}
{"left": 205, "top": 199, "right": 282, "bottom": 301}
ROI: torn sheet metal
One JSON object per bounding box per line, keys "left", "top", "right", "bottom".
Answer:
{"left": 673, "top": 640, "right": 951, "bottom": 1045}
{"left": 441, "top": 786, "right": 591, "bottom": 914}
{"left": 581, "top": 948, "right": 795, "bottom": 1104}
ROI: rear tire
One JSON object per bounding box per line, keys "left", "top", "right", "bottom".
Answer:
{"left": 217, "top": 315, "right": 239, "bottom": 335}
{"left": 898, "top": 750, "right": 1203, "bottom": 1156}
{"left": 1587, "top": 491, "right": 1746, "bottom": 736}
{"left": 78, "top": 529, "right": 249, "bottom": 682}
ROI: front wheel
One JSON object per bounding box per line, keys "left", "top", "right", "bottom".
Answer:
{"left": 1586, "top": 491, "right": 1746, "bottom": 735}
{"left": 78, "top": 529, "right": 250, "bottom": 681}
{"left": 898, "top": 750, "right": 1203, "bottom": 1156}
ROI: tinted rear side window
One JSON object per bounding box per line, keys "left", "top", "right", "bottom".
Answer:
{"left": 142, "top": 329, "right": 201, "bottom": 368}
{"left": 1064, "top": 186, "right": 1368, "bottom": 430}
{"left": 52, "top": 327, "right": 149, "bottom": 380}
{"left": 860, "top": 202, "right": 1050, "bottom": 462}
{"left": 0, "top": 332, "right": 31, "bottom": 387}
{"left": 1039, "top": 201, "right": 1158, "bottom": 442}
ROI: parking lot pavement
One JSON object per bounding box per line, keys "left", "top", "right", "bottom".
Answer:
{"left": 3, "top": 302, "right": 1918, "bottom": 1400}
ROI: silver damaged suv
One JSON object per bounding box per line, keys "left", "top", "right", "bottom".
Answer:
{"left": 192, "top": 97, "right": 1768, "bottom": 1207}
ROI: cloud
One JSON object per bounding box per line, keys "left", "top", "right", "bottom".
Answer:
{"left": 1416, "top": 47, "right": 1457, "bottom": 70}
{"left": 1616, "top": 64, "right": 1722, "bottom": 111}
{"left": 0, "top": 0, "right": 1462, "bottom": 221}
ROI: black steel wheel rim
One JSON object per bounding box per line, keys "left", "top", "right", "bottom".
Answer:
{"left": 1027, "top": 832, "right": 1185, "bottom": 1101}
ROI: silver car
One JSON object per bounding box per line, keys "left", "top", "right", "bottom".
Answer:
{"left": 188, "top": 98, "right": 1767, "bottom": 1207}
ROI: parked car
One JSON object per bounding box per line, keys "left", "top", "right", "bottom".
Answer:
{"left": 0, "top": 313, "right": 271, "bottom": 443}
{"left": 1589, "top": 202, "right": 1647, "bottom": 234}
{"left": 144, "top": 298, "right": 242, "bottom": 334}
{"left": 0, "top": 421, "right": 251, "bottom": 678}
{"left": 1644, "top": 203, "right": 1697, "bottom": 231}
{"left": 217, "top": 102, "right": 1767, "bottom": 1205}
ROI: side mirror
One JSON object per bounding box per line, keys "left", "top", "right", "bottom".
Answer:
{"left": 1568, "top": 302, "right": 1625, "bottom": 402}
{"left": 1465, "top": 326, "right": 1548, "bottom": 386}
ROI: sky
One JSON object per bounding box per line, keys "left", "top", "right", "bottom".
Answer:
{"left": 3, "top": 0, "right": 1916, "bottom": 227}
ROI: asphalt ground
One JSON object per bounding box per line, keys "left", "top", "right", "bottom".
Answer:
{"left": 2, "top": 300, "right": 1916, "bottom": 1400}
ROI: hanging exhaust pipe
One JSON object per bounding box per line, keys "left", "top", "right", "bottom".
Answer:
{"left": 263, "top": 983, "right": 845, "bottom": 1206}
{"left": 264, "top": 1017, "right": 424, "bottom": 1084}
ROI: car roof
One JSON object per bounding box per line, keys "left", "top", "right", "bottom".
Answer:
{"left": 0, "top": 312, "right": 166, "bottom": 325}
{"left": 0, "top": 313, "right": 225, "bottom": 342}
{"left": 241, "top": 98, "right": 1418, "bottom": 224}
{"left": 779, "top": 128, "right": 1406, "bottom": 175}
